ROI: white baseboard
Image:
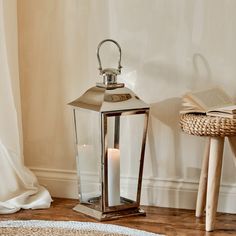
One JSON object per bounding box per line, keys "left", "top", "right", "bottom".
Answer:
{"left": 29, "top": 167, "right": 236, "bottom": 214}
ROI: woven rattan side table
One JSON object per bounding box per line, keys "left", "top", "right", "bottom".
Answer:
{"left": 180, "top": 113, "right": 236, "bottom": 232}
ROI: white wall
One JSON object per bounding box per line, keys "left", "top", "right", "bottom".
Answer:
{"left": 18, "top": 0, "right": 236, "bottom": 213}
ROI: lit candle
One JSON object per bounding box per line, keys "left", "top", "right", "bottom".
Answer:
{"left": 77, "top": 144, "right": 94, "bottom": 167}
{"left": 77, "top": 144, "right": 87, "bottom": 154}
{"left": 108, "top": 148, "right": 120, "bottom": 206}
{"left": 76, "top": 144, "right": 88, "bottom": 170}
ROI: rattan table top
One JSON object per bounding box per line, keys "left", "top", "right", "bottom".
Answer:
{"left": 180, "top": 113, "right": 236, "bottom": 137}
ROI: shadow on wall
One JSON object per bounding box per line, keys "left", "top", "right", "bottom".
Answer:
{"left": 146, "top": 53, "right": 213, "bottom": 207}
{"left": 149, "top": 97, "right": 182, "bottom": 177}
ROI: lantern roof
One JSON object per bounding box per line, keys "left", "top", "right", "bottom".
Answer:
{"left": 68, "top": 86, "right": 149, "bottom": 112}
{"left": 69, "top": 39, "right": 149, "bottom": 112}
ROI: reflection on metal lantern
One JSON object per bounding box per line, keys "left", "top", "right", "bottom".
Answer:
{"left": 68, "top": 39, "right": 150, "bottom": 221}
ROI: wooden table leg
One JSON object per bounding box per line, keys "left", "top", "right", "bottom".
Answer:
{"left": 206, "top": 137, "right": 224, "bottom": 232}
{"left": 196, "top": 137, "right": 210, "bottom": 217}
{"left": 228, "top": 136, "right": 236, "bottom": 167}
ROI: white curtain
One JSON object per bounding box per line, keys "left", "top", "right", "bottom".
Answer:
{"left": 0, "top": 0, "right": 52, "bottom": 213}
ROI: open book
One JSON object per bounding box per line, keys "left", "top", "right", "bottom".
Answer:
{"left": 181, "top": 87, "right": 236, "bottom": 118}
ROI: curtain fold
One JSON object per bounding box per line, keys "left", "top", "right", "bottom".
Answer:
{"left": 0, "top": 0, "right": 52, "bottom": 214}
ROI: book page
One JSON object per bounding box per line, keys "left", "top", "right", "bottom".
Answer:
{"left": 208, "top": 105, "right": 236, "bottom": 113}
{"left": 186, "top": 87, "right": 233, "bottom": 111}
{"left": 206, "top": 111, "right": 236, "bottom": 118}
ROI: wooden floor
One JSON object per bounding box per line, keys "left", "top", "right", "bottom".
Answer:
{"left": 0, "top": 198, "right": 236, "bottom": 235}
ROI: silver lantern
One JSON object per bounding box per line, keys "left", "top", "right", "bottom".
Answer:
{"left": 69, "top": 39, "right": 149, "bottom": 220}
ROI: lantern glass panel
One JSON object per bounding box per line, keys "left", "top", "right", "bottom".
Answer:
{"left": 74, "top": 108, "right": 101, "bottom": 210}
{"left": 106, "top": 113, "right": 146, "bottom": 207}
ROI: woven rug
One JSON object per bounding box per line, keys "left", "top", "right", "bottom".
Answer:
{"left": 0, "top": 220, "right": 162, "bottom": 236}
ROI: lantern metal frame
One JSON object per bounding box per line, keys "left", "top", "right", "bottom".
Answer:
{"left": 72, "top": 108, "right": 149, "bottom": 220}
{"left": 69, "top": 39, "right": 150, "bottom": 221}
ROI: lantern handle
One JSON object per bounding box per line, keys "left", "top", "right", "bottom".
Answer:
{"left": 97, "top": 39, "right": 122, "bottom": 75}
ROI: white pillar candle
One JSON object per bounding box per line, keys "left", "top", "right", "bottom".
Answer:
{"left": 108, "top": 148, "right": 120, "bottom": 206}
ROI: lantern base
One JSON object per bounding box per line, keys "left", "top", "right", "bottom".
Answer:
{"left": 73, "top": 204, "right": 146, "bottom": 221}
